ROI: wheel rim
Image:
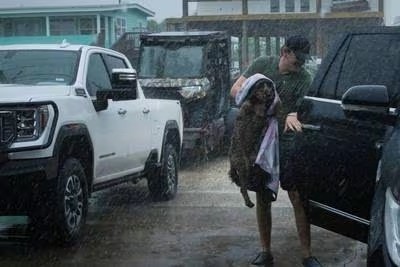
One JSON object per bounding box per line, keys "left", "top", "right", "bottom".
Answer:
{"left": 64, "top": 174, "right": 83, "bottom": 234}
{"left": 165, "top": 153, "right": 176, "bottom": 194}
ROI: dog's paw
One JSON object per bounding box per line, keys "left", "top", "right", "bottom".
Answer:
{"left": 245, "top": 201, "right": 255, "bottom": 208}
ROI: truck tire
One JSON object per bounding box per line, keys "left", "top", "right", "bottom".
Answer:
{"left": 148, "top": 143, "right": 178, "bottom": 201}
{"left": 54, "top": 157, "right": 88, "bottom": 245}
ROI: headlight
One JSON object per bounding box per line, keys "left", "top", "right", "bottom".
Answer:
{"left": 178, "top": 85, "right": 208, "bottom": 99}
{"left": 15, "top": 105, "right": 49, "bottom": 141}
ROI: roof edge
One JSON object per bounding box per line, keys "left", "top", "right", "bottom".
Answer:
{"left": 0, "top": 3, "right": 155, "bottom": 17}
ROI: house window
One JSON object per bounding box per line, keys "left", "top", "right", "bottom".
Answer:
{"left": 271, "top": 0, "right": 280, "bottom": 13}
{"left": 50, "top": 17, "right": 76, "bottom": 35}
{"left": 115, "top": 18, "right": 127, "bottom": 40}
{"left": 301, "top": 0, "right": 310, "bottom": 12}
{"left": 79, "top": 17, "right": 96, "bottom": 35}
{"left": 50, "top": 16, "right": 97, "bottom": 36}
{"left": 0, "top": 18, "right": 45, "bottom": 37}
{"left": 286, "top": 0, "right": 295, "bottom": 12}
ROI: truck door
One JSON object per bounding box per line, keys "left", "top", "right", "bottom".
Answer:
{"left": 102, "top": 53, "right": 152, "bottom": 172}
{"left": 296, "top": 33, "right": 400, "bottom": 242}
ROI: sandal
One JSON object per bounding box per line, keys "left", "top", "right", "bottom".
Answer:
{"left": 302, "top": 256, "right": 322, "bottom": 267}
{"left": 251, "top": 251, "right": 274, "bottom": 266}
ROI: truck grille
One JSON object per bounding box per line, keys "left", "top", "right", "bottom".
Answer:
{"left": 0, "top": 111, "right": 16, "bottom": 147}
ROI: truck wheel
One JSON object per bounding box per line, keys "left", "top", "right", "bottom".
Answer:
{"left": 148, "top": 143, "right": 178, "bottom": 201}
{"left": 54, "top": 158, "right": 88, "bottom": 245}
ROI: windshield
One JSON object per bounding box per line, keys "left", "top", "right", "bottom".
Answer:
{"left": 0, "top": 50, "right": 79, "bottom": 85}
{"left": 139, "top": 45, "right": 203, "bottom": 78}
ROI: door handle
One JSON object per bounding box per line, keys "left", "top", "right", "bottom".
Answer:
{"left": 301, "top": 124, "right": 321, "bottom": 131}
{"left": 142, "top": 107, "right": 150, "bottom": 114}
{"left": 118, "top": 108, "right": 127, "bottom": 115}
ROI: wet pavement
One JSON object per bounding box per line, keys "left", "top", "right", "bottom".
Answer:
{"left": 0, "top": 156, "right": 366, "bottom": 266}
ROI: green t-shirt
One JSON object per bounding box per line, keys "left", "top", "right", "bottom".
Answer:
{"left": 243, "top": 56, "right": 312, "bottom": 130}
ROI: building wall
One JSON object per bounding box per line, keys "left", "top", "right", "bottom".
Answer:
{"left": 196, "top": 0, "right": 319, "bottom": 15}
{"left": 384, "top": 0, "right": 400, "bottom": 25}
{"left": 0, "top": 9, "right": 150, "bottom": 47}
{"left": 0, "top": 0, "right": 119, "bottom": 8}
{"left": 196, "top": 0, "right": 379, "bottom": 15}
{"left": 0, "top": 35, "right": 96, "bottom": 45}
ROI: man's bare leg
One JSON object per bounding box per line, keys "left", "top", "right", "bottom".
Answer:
{"left": 250, "top": 192, "right": 274, "bottom": 265}
{"left": 288, "top": 190, "right": 311, "bottom": 258}
{"left": 256, "top": 192, "right": 272, "bottom": 252}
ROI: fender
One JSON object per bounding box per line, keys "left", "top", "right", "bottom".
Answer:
{"left": 51, "top": 124, "right": 94, "bottom": 184}
{"left": 160, "top": 120, "right": 181, "bottom": 162}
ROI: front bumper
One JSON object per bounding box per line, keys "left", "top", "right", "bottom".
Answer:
{"left": 0, "top": 155, "right": 58, "bottom": 215}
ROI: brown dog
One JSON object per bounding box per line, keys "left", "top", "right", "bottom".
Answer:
{"left": 229, "top": 79, "right": 275, "bottom": 208}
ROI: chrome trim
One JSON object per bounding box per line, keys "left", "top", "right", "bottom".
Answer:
{"left": 341, "top": 104, "right": 388, "bottom": 113}
{"left": 304, "top": 96, "right": 398, "bottom": 115}
{"left": 301, "top": 124, "right": 321, "bottom": 131}
{"left": 304, "top": 96, "right": 341, "bottom": 104}
{"left": 309, "top": 200, "right": 370, "bottom": 226}
{"left": 389, "top": 108, "right": 398, "bottom": 116}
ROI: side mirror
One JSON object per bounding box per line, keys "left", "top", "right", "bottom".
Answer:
{"left": 93, "top": 90, "right": 111, "bottom": 112}
{"left": 341, "top": 85, "right": 389, "bottom": 114}
{"left": 340, "top": 85, "right": 397, "bottom": 124}
{"left": 111, "top": 68, "right": 137, "bottom": 90}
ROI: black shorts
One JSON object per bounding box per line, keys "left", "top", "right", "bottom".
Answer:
{"left": 279, "top": 132, "right": 305, "bottom": 191}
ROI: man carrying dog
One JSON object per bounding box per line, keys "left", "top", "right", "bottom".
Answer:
{"left": 230, "top": 35, "right": 322, "bottom": 267}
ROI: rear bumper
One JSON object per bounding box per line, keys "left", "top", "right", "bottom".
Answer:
{"left": 182, "top": 128, "right": 205, "bottom": 150}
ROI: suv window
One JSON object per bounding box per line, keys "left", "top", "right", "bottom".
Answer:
{"left": 86, "top": 53, "right": 112, "bottom": 96}
{"left": 317, "top": 34, "right": 400, "bottom": 105}
{"left": 317, "top": 37, "right": 350, "bottom": 99}
{"left": 337, "top": 34, "right": 400, "bottom": 105}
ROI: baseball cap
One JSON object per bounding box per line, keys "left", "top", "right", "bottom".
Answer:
{"left": 284, "top": 35, "right": 311, "bottom": 63}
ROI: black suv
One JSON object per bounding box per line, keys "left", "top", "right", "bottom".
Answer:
{"left": 294, "top": 26, "right": 400, "bottom": 266}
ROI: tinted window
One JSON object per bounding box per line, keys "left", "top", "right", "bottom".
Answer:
{"left": 316, "top": 37, "right": 350, "bottom": 99}
{"left": 337, "top": 34, "right": 400, "bottom": 105}
{"left": 104, "top": 54, "right": 127, "bottom": 76}
{"left": 86, "top": 53, "right": 111, "bottom": 96}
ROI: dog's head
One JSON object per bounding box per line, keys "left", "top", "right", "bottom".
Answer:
{"left": 247, "top": 79, "right": 274, "bottom": 104}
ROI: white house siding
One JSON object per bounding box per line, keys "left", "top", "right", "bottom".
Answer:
{"left": 197, "top": 0, "right": 379, "bottom": 16}
{"left": 384, "top": 0, "right": 400, "bottom": 25}
{"left": 196, "top": 1, "right": 242, "bottom": 15}
{"left": 196, "top": 0, "right": 318, "bottom": 15}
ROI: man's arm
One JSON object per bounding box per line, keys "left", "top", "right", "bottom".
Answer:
{"left": 284, "top": 72, "right": 312, "bottom": 133}
{"left": 230, "top": 75, "right": 247, "bottom": 98}
{"left": 230, "top": 56, "right": 269, "bottom": 98}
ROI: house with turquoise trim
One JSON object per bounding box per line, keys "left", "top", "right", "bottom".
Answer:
{"left": 0, "top": 0, "right": 154, "bottom": 48}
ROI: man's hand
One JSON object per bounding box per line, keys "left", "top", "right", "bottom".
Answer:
{"left": 284, "top": 113, "right": 302, "bottom": 132}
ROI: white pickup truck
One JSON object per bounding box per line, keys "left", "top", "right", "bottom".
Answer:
{"left": 0, "top": 43, "right": 183, "bottom": 245}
